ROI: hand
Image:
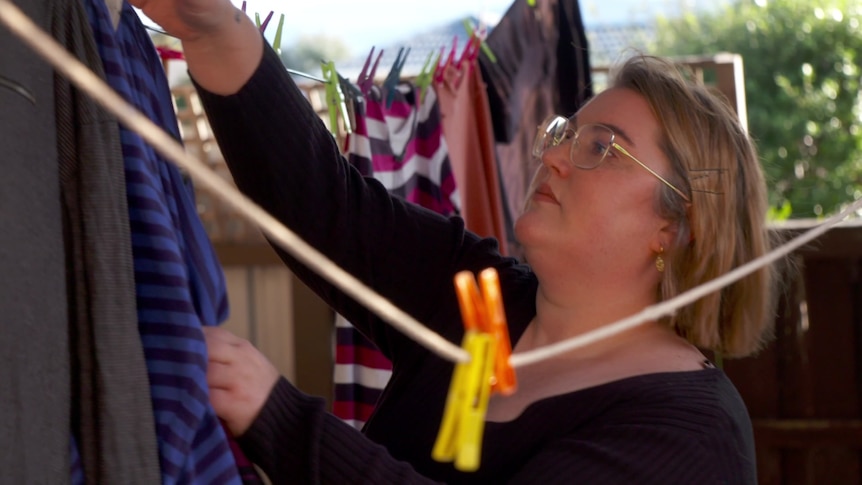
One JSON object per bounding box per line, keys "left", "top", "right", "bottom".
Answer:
{"left": 128, "top": 0, "right": 238, "bottom": 43}
{"left": 204, "top": 326, "right": 280, "bottom": 437}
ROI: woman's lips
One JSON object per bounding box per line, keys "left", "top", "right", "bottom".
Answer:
{"left": 532, "top": 183, "right": 559, "bottom": 204}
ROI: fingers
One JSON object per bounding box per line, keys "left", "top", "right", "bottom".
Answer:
{"left": 203, "top": 326, "right": 245, "bottom": 364}
{"left": 206, "top": 360, "right": 235, "bottom": 390}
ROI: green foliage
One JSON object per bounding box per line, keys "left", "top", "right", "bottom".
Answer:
{"left": 652, "top": 0, "right": 862, "bottom": 218}
{"left": 279, "top": 35, "right": 351, "bottom": 77}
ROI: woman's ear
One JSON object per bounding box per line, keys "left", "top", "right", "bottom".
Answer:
{"left": 653, "top": 219, "right": 680, "bottom": 253}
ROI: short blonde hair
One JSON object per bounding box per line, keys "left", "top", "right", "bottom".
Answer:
{"left": 610, "top": 55, "right": 775, "bottom": 358}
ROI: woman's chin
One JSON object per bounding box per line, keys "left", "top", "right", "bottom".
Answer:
{"left": 513, "top": 213, "right": 541, "bottom": 248}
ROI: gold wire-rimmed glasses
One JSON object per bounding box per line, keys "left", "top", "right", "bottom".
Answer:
{"left": 532, "top": 115, "right": 691, "bottom": 202}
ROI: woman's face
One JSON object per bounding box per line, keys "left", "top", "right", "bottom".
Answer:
{"left": 514, "top": 87, "right": 676, "bottom": 278}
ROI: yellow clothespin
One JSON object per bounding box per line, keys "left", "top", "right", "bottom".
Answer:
{"left": 432, "top": 268, "right": 515, "bottom": 472}
{"left": 320, "top": 60, "right": 352, "bottom": 135}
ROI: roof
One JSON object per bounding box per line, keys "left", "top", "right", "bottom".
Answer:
{"left": 299, "top": 17, "right": 656, "bottom": 84}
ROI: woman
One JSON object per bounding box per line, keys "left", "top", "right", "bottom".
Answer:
{"left": 132, "top": 0, "right": 775, "bottom": 483}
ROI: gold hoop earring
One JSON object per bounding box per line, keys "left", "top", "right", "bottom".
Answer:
{"left": 656, "top": 247, "right": 665, "bottom": 273}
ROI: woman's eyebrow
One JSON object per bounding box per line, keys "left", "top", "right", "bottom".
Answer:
{"left": 603, "top": 122, "right": 636, "bottom": 147}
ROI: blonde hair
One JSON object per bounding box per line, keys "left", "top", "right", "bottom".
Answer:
{"left": 609, "top": 55, "right": 775, "bottom": 357}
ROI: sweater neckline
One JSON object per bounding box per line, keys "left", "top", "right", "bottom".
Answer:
{"left": 485, "top": 364, "right": 723, "bottom": 425}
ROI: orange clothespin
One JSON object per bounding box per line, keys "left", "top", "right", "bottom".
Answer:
{"left": 432, "top": 268, "right": 515, "bottom": 472}
{"left": 478, "top": 268, "right": 516, "bottom": 394}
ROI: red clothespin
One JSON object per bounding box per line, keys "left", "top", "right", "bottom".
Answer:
{"left": 156, "top": 46, "right": 184, "bottom": 61}
{"left": 432, "top": 268, "right": 516, "bottom": 472}
{"left": 156, "top": 46, "right": 185, "bottom": 78}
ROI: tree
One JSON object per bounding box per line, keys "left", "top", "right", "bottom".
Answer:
{"left": 652, "top": 0, "right": 862, "bottom": 218}
{"left": 279, "top": 34, "right": 351, "bottom": 77}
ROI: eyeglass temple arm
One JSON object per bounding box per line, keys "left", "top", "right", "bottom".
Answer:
{"left": 611, "top": 143, "right": 690, "bottom": 202}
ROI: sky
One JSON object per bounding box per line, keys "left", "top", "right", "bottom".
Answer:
{"left": 141, "top": 0, "right": 700, "bottom": 59}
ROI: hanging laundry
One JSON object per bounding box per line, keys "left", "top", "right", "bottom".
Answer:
{"left": 334, "top": 80, "right": 460, "bottom": 428}
{"left": 1, "top": 0, "right": 85, "bottom": 482}
{"left": 435, "top": 50, "right": 509, "bottom": 256}
{"left": 83, "top": 1, "right": 243, "bottom": 483}
{"left": 479, "top": 0, "right": 593, "bottom": 257}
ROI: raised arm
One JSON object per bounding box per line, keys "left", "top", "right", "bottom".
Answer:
{"left": 131, "top": 0, "right": 261, "bottom": 94}
{"left": 133, "top": 0, "right": 513, "bottom": 363}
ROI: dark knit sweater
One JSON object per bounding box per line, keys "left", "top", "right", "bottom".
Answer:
{"left": 195, "top": 44, "right": 757, "bottom": 485}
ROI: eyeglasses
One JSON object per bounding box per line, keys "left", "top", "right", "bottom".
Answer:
{"left": 532, "top": 115, "right": 691, "bottom": 202}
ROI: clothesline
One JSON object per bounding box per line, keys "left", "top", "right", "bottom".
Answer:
{"left": 143, "top": 24, "right": 328, "bottom": 84}
{"left": 2, "top": 0, "right": 859, "bottom": 369}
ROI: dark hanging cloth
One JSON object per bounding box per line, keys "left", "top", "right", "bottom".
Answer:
{"left": 479, "top": 0, "right": 593, "bottom": 256}
{"left": 0, "top": 0, "right": 70, "bottom": 482}
{"left": 55, "top": 0, "right": 162, "bottom": 483}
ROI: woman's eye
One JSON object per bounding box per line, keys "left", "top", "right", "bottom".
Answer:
{"left": 590, "top": 138, "right": 610, "bottom": 156}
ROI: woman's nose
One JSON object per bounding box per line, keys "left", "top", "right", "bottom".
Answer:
{"left": 541, "top": 143, "right": 572, "bottom": 178}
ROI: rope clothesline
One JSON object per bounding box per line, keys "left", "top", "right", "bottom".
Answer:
{"left": 2, "top": 0, "right": 859, "bottom": 370}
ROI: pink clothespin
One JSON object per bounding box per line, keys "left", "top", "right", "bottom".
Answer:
{"left": 434, "top": 36, "right": 458, "bottom": 83}
{"left": 357, "top": 46, "right": 384, "bottom": 95}
{"left": 457, "top": 35, "right": 481, "bottom": 68}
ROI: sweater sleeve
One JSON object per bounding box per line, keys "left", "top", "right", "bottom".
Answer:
{"left": 194, "top": 43, "right": 515, "bottom": 362}
{"left": 237, "top": 377, "right": 440, "bottom": 484}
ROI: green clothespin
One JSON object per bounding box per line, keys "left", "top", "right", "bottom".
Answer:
{"left": 462, "top": 18, "right": 497, "bottom": 64}
{"left": 414, "top": 50, "right": 437, "bottom": 103}
{"left": 272, "top": 14, "right": 285, "bottom": 56}
{"left": 254, "top": 12, "right": 261, "bottom": 29}
{"left": 321, "top": 61, "right": 352, "bottom": 135}
{"left": 527, "top": 0, "right": 536, "bottom": 6}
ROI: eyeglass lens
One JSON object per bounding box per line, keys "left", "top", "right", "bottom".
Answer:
{"left": 533, "top": 117, "right": 615, "bottom": 169}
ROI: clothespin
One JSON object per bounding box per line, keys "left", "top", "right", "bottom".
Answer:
{"left": 259, "top": 11, "right": 274, "bottom": 34}
{"left": 463, "top": 18, "right": 497, "bottom": 64}
{"left": 432, "top": 268, "right": 516, "bottom": 472}
{"left": 321, "top": 60, "right": 352, "bottom": 135}
{"left": 357, "top": 46, "right": 384, "bottom": 95}
{"left": 241, "top": 1, "right": 247, "bottom": 13}
{"left": 271, "top": 13, "right": 285, "bottom": 56}
{"left": 435, "top": 37, "right": 458, "bottom": 83}
{"left": 156, "top": 46, "right": 184, "bottom": 61}
{"left": 383, "top": 47, "right": 410, "bottom": 109}
{"left": 254, "top": 12, "right": 261, "bottom": 29}
{"left": 156, "top": 46, "right": 185, "bottom": 76}
{"left": 527, "top": 0, "right": 537, "bottom": 6}
{"left": 457, "top": 35, "right": 481, "bottom": 69}
{"left": 337, "top": 71, "right": 362, "bottom": 132}
{"left": 413, "top": 50, "right": 437, "bottom": 104}
{"left": 477, "top": 269, "right": 516, "bottom": 394}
